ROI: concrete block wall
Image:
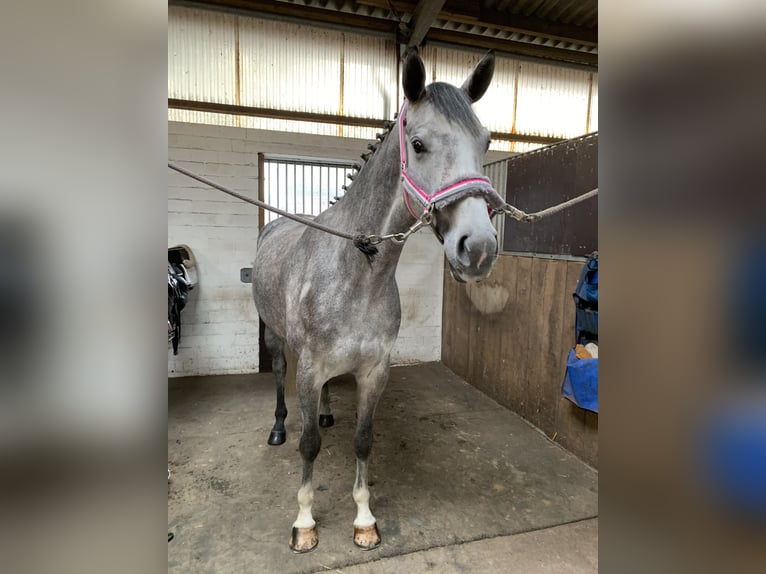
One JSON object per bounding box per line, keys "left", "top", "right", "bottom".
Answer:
{"left": 168, "top": 121, "right": 444, "bottom": 376}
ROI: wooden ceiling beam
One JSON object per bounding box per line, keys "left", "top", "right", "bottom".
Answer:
{"left": 168, "top": 98, "right": 564, "bottom": 144}
{"left": 404, "top": 0, "right": 448, "bottom": 48}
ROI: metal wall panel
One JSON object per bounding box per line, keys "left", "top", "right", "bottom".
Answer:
{"left": 514, "top": 62, "right": 592, "bottom": 139}
{"left": 501, "top": 133, "right": 598, "bottom": 257}
{"left": 588, "top": 74, "right": 598, "bottom": 132}
{"left": 484, "top": 158, "right": 509, "bottom": 240}
{"left": 168, "top": 6, "right": 597, "bottom": 144}
{"left": 239, "top": 17, "right": 343, "bottom": 115}
{"left": 416, "top": 46, "right": 593, "bottom": 148}
{"left": 168, "top": 7, "right": 237, "bottom": 104}
{"left": 342, "top": 32, "right": 398, "bottom": 122}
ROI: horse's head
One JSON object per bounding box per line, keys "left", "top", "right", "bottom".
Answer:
{"left": 400, "top": 48, "right": 499, "bottom": 283}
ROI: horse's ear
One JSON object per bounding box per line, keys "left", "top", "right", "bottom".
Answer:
{"left": 402, "top": 47, "right": 426, "bottom": 103}
{"left": 461, "top": 50, "right": 495, "bottom": 103}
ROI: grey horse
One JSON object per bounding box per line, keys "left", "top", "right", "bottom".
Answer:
{"left": 252, "top": 48, "right": 500, "bottom": 553}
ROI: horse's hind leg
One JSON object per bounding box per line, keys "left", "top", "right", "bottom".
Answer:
{"left": 289, "top": 364, "right": 323, "bottom": 553}
{"left": 264, "top": 326, "right": 288, "bottom": 446}
{"left": 351, "top": 363, "right": 389, "bottom": 550}
{"left": 318, "top": 382, "right": 334, "bottom": 428}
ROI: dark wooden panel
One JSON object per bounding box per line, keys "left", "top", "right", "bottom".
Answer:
{"left": 441, "top": 264, "right": 471, "bottom": 380}
{"left": 524, "top": 257, "right": 548, "bottom": 430}
{"left": 583, "top": 411, "right": 599, "bottom": 467}
{"left": 443, "top": 254, "right": 598, "bottom": 468}
{"left": 553, "top": 260, "right": 584, "bottom": 452}
{"left": 466, "top": 281, "right": 492, "bottom": 401}
{"left": 440, "top": 265, "right": 458, "bottom": 373}
{"left": 493, "top": 256, "right": 519, "bottom": 412}
{"left": 502, "top": 134, "right": 598, "bottom": 257}
{"left": 553, "top": 260, "right": 598, "bottom": 467}
{"left": 464, "top": 267, "right": 515, "bottom": 405}
{"left": 536, "top": 259, "right": 570, "bottom": 437}
{"left": 506, "top": 255, "right": 534, "bottom": 419}
{"left": 556, "top": 397, "right": 588, "bottom": 458}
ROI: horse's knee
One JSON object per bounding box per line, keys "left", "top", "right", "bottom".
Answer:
{"left": 272, "top": 355, "right": 286, "bottom": 378}
{"left": 354, "top": 425, "right": 373, "bottom": 461}
{"left": 300, "top": 425, "right": 322, "bottom": 462}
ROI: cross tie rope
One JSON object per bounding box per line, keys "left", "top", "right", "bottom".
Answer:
{"left": 168, "top": 163, "right": 597, "bottom": 256}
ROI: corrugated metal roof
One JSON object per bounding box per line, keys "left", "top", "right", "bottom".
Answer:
{"left": 491, "top": 0, "right": 597, "bottom": 28}
{"left": 169, "top": 5, "right": 598, "bottom": 149}
{"left": 176, "top": 1, "right": 597, "bottom": 67}
{"left": 430, "top": 17, "right": 596, "bottom": 54}
{"left": 239, "top": 18, "right": 343, "bottom": 114}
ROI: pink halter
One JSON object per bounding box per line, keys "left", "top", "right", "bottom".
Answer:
{"left": 397, "top": 100, "right": 506, "bottom": 220}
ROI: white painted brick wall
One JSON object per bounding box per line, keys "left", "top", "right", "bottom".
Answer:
{"left": 168, "top": 121, "right": 444, "bottom": 376}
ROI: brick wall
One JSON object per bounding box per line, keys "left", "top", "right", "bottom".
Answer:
{"left": 168, "top": 121, "right": 445, "bottom": 376}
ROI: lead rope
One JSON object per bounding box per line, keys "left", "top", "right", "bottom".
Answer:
{"left": 493, "top": 188, "right": 598, "bottom": 222}
{"left": 168, "top": 163, "right": 383, "bottom": 256}
{"left": 168, "top": 163, "right": 597, "bottom": 255}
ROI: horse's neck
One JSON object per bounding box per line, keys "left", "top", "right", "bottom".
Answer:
{"left": 325, "top": 126, "right": 413, "bottom": 272}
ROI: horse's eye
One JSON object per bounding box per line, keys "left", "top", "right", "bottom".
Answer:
{"left": 411, "top": 138, "right": 425, "bottom": 154}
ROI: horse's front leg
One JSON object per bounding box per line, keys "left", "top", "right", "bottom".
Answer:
{"left": 351, "top": 362, "right": 389, "bottom": 550}
{"left": 318, "top": 382, "right": 334, "bottom": 428}
{"left": 289, "top": 366, "right": 323, "bottom": 553}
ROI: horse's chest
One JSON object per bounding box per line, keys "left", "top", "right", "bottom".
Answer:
{"left": 287, "top": 286, "right": 399, "bottom": 367}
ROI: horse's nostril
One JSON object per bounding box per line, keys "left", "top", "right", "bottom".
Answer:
{"left": 456, "top": 235, "right": 471, "bottom": 266}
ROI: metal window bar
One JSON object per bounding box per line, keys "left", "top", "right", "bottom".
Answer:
{"left": 263, "top": 156, "right": 509, "bottom": 233}
{"left": 262, "top": 157, "right": 355, "bottom": 224}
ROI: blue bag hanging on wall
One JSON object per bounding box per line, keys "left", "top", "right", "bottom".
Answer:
{"left": 562, "top": 349, "right": 599, "bottom": 412}
{"left": 573, "top": 252, "right": 598, "bottom": 345}
{"left": 562, "top": 252, "right": 598, "bottom": 412}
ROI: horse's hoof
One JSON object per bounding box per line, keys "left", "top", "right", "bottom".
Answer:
{"left": 318, "top": 414, "right": 335, "bottom": 428}
{"left": 267, "top": 430, "right": 286, "bottom": 445}
{"left": 353, "top": 523, "right": 381, "bottom": 550}
{"left": 289, "top": 526, "right": 318, "bottom": 553}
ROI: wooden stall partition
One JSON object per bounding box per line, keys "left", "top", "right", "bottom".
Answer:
{"left": 442, "top": 254, "right": 598, "bottom": 468}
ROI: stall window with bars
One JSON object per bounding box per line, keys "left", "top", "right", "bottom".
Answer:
{"left": 262, "top": 157, "right": 354, "bottom": 225}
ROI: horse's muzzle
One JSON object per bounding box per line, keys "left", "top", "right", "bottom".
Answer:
{"left": 447, "top": 232, "right": 498, "bottom": 283}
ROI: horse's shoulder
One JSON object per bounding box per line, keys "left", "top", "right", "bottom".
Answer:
{"left": 258, "top": 216, "right": 312, "bottom": 245}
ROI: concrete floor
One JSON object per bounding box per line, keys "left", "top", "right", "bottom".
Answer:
{"left": 168, "top": 362, "right": 598, "bottom": 573}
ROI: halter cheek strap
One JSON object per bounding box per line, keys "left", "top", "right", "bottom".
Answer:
{"left": 398, "top": 100, "right": 506, "bottom": 218}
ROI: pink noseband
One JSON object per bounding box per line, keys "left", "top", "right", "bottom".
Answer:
{"left": 397, "top": 100, "right": 506, "bottom": 219}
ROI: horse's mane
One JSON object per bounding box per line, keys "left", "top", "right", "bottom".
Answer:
{"left": 336, "top": 118, "right": 395, "bottom": 201}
